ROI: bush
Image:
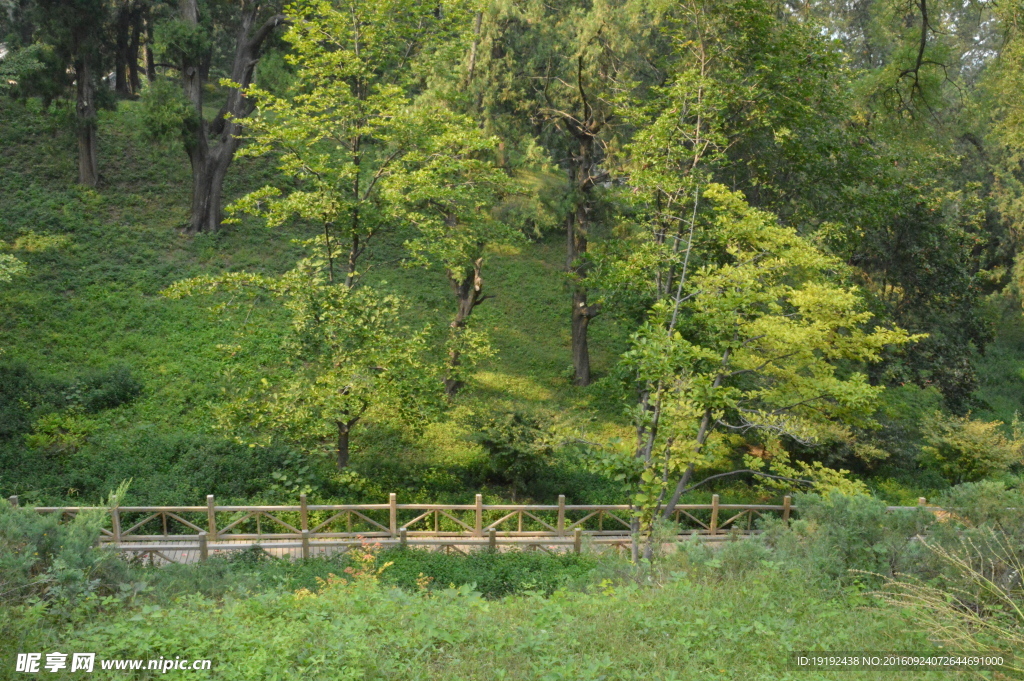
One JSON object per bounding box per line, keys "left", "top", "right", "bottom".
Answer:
{"left": 879, "top": 490, "right": 1024, "bottom": 675}
{"left": 762, "top": 492, "right": 934, "bottom": 585}
{"left": 63, "top": 364, "right": 144, "bottom": 413}
{"left": 917, "top": 411, "right": 1022, "bottom": 484}
{"left": 471, "top": 411, "right": 553, "bottom": 499}
{"left": 935, "top": 480, "right": 1024, "bottom": 531}
{"left": 0, "top": 362, "right": 45, "bottom": 440}
{"left": 0, "top": 361, "right": 143, "bottom": 443}
{"left": 0, "top": 498, "right": 130, "bottom": 611}
{"left": 375, "top": 547, "right": 596, "bottom": 598}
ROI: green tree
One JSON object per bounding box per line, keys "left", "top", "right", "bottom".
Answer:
{"left": 0, "top": 44, "right": 43, "bottom": 92}
{"left": 164, "top": 244, "right": 441, "bottom": 470}
{"left": 230, "top": 0, "right": 467, "bottom": 284}
{"left": 918, "top": 412, "right": 1023, "bottom": 484}
{"left": 464, "top": 0, "right": 667, "bottom": 386}
{"left": 32, "top": 0, "right": 111, "bottom": 186}
{"left": 386, "top": 118, "right": 522, "bottom": 396}
{"left": 234, "top": 0, "right": 521, "bottom": 397}
{"left": 782, "top": 0, "right": 997, "bottom": 410}
{"left": 605, "top": 183, "right": 917, "bottom": 557}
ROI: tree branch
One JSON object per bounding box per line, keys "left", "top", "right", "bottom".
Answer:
{"left": 672, "top": 469, "right": 814, "bottom": 498}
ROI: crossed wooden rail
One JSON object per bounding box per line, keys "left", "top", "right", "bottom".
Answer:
{"left": 4, "top": 493, "right": 936, "bottom": 565}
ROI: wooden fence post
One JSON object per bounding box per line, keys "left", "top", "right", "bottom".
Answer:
{"left": 300, "top": 494, "right": 308, "bottom": 532}
{"left": 573, "top": 527, "right": 582, "bottom": 554}
{"left": 709, "top": 494, "right": 720, "bottom": 536}
{"left": 400, "top": 528, "right": 408, "bottom": 548}
{"left": 206, "top": 495, "right": 217, "bottom": 541}
{"left": 475, "top": 494, "right": 483, "bottom": 536}
{"left": 301, "top": 530, "right": 310, "bottom": 560}
{"left": 198, "top": 531, "right": 208, "bottom": 561}
{"left": 389, "top": 493, "right": 397, "bottom": 537}
{"left": 488, "top": 527, "right": 496, "bottom": 551}
{"left": 112, "top": 506, "right": 122, "bottom": 544}
{"left": 7, "top": 495, "right": 17, "bottom": 508}
{"left": 557, "top": 494, "right": 566, "bottom": 536}
{"left": 782, "top": 496, "right": 792, "bottom": 523}
{"left": 918, "top": 497, "right": 927, "bottom": 507}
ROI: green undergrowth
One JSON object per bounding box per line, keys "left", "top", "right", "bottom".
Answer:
{"left": 139, "top": 545, "right": 599, "bottom": 601}
{"left": 0, "top": 96, "right": 634, "bottom": 507}
{"left": 3, "top": 490, "right": 1022, "bottom": 680}
{"left": 0, "top": 553, "right": 969, "bottom": 681}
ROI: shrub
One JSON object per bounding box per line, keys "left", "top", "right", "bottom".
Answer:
{"left": 63, "top": 364, "right": 144, "bottom": 413}
{"left": 471, "top": 411, "right": 553, "bottom": 499}
{"left": 762, "top": 492, "right": 934, "bottom": 585}
{"left": 0, "top": 362, "right": 142, "bottom": 447}
{"left": 0, "top": 362, "right": 45, "bottom": 440}
{"left": 0, "top": 497, "right": 130, "bottom": 611}
{"left": 935, "top": 481, "right": 1024, "bottom": 531}
{"left": 880, "top": 526, "right": 1024, "bottom": 675}
{"left": 917, "top": 411, "right": 1022, "bottom": 484}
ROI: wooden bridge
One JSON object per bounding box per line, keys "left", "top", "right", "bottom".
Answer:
{"left": 5, "top": 493, "right": 935, "bottom": 566}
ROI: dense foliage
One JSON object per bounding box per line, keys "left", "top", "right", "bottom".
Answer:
{"left": 3, "top": 0, "right": 1024, "bottom": 673}
{"left": 3, "top": 487, "right": 1023, "bottom": 678}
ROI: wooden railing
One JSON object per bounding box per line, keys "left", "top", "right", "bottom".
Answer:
{"left": 4, "top": 493, "right": 937, "bottom": 564}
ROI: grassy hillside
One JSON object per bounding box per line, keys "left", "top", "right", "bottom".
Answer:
{"left": 2, "top": 96, "right": 1023, "bottom": 509}
{"left": 0, "top": 98, "right": 637, "bottom": 507}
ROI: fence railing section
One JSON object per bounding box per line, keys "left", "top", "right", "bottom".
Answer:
{"left": 4, "top": 493, "right": 937, "bottom": 563}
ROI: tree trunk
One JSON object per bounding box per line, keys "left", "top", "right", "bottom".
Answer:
{"left": 143, "top": 7, "right": 156, "bottom": 83}
{"left": 128, "top": 7, "right": 142, "bottom": 94}
{"left": 179, "top": 0, "right": 286, "bottom": 234}
{"left": 571, "top": 288, "right": 592, "bottom": 386}
{"left": 114, "top": 4, "right": 131, "bottom": 96}
{"left": 74, "top": 60, "right": 99, "bottom": 187}
{"left": 336, "top": 421, "right": 350, "bottom": 469}
{"left": 564, "top": 101, "right": 602, "bottom": 386}
{"left": 660, "top": 347, "right": 732, "bottom": 520}
{"left": 567, "top": 173, "right": 599, "bottom": 386}
{"left": 444, "top": 258, "right": 487, "bottom": 397}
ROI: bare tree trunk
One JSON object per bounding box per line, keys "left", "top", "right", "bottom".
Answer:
{"left": 336, "top": 421, "right": 351, "bottom": 469}
{"left": 560, "top": 59, "right": 604, "bottom": 387}
{"left": 143, "top": 7, "right": 156, "bottom": 83}
{"left": 567, "top": 149, "right": 600, "bottom": 386}
{"left": 179, "top": 0, "right": 286, "bottom": 234}
{"left": 444, "top": 257, "right": 488, "bottom": 397}
{"left": 74, "top": 60, "right": 99, "bottom": 187}
{"left": 114, "top": 3, "right": 131, "bottom": 96}
{"left": 128, "top": 6, "right": 142, "bottom": 94}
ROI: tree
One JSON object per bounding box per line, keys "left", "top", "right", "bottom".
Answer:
{"left": 230, "top": 0, "right": 464, "bottom": 282}
{"left": 148, "top": 0, "right": 286, "bottom": 233}
{"left": 32, "top": 0, "right": 110, "bottom": 186}
{"left": 386, "top": 116, "right": 522, "bottom": 396}
{"left": 465, "top": 0, "right": 666, "bottom": 386}
{"left": 234, "top": 0, "right": 522, "bottom": 397}
{"left": 613, "top": 185, "right": 917, "bottom": 557}
{"left": 0, "top": 43, "right": 42, "bottom": 92}
{"left": 164, "top": 243, "right": 441, "bottom": 469}
{"left": 111, "top": 0, "right": 147, "bottom": 97}
{"left": 918, "top": 411, "right": 1023, "bottom": 484}
{"left": 779, "top": 0, "right": 997, "bottom": 411}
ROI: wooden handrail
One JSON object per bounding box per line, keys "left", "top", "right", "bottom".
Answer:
{"left": 3, "top": 492, "right": 973, "bottom": 565}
